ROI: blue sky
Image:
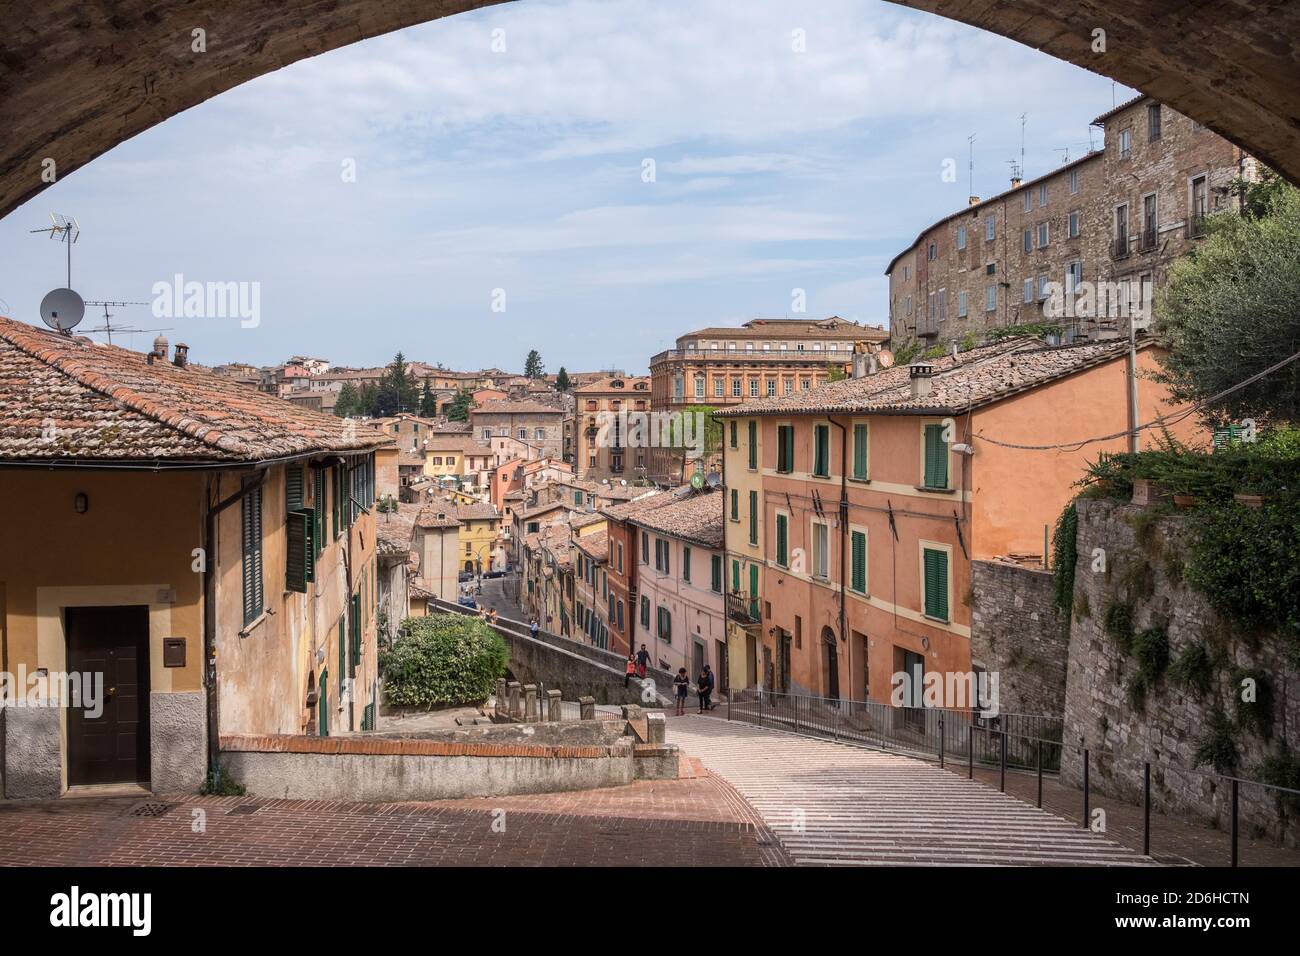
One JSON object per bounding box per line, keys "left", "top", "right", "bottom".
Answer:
{"left": 0, "top": 0, "right": 1130, "bottom": 374}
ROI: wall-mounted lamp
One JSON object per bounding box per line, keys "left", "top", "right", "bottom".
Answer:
{"left": 73, "top": 492, "right": 89, "bottom": 514}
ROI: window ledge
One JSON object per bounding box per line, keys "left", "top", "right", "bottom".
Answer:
{"left": 916, "top": 485, "right": 955, "bottom": 494}
{"left": 922, "top": 613, "right": 951, "bottom": 625}
{"left": 847, "top": 476, "right": 871, "bottom": 485}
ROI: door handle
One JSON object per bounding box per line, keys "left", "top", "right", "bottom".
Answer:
{"left": 106, "top": 687, "right": 116, "bottom": 699}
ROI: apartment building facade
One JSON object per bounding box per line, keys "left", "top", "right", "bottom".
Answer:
{"left": 574, "top": 375, "right": 651, "bottom": 479}
{"left": 470, "top": 400, "right": 567, "bottom": 462}
{"left": 574, "top": 531, "right": 612, "bottom": 649}
{"left": 887, "top": 96, "right": 1254, "bottom": 348}
{"left": 717, "top": 337, "right": 1202, "bottom": 703}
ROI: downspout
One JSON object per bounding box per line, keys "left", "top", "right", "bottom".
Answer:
{"left": 203, "top": 468, "right": 267, "bottom": 781}
{"left": 828, "top": 417, "right": 848, "bottom": 699}
{"left": 718, "top": 412, "right": 730, "bottom": 689}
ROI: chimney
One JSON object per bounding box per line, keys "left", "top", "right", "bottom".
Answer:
{"left": 967, "top": 195, "right": 981, "bottom": 207}
{"left": 851, "top": 351, "right": 871, "bottom": 379}
{"left": 909, "top": 361, "right": 935, "bottom": 400}
{"left": 1010, "top": 177, "right": 1022, "bottom": 189}
{"left": 152, "top": 334, "right": 169, "bottom": 363}
{"left": 173, "top": 343, "right": 189, "bottom": 368}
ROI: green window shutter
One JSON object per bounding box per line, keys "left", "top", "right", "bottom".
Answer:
{"left": 777, "top": 426, "right": 794, "bottom": 473}
{"left": 285, "top": 510, "right": 310, "bottom": 593}
{"left": 337, "top": 617, "right": 346, "bottom": 693}
{"left": 748, "top": 490, "right": 758, "bottom": 544}
{"left": 814, "top": 425, "right": 829, "bottom": 477}
{"left": 351, "top": 593, "right": 362, "bottom": 670}
{"left": 748, "top": 421, "right": 757, "bottom": 469}
{"left": 641, "top": 595, "right": 650, "bottom": 627}
{"left": 730, "top": 489, "right": 738, "bottom": 520}
{"left": 853, "top": 424, "right": 868, "bottom": 479}
{"left": 711, "top": 556, "right": 722, "bottom": 592}
{"left": 319, "top": 668, "right": 329, "bottom": 737}
{"left": 924, "top": 424, "right": 949, "bottom": 489}
{"left": 732, "top": 559, "right": 740, "bottom": 592}
{"left": 924, "top": 548, "right": 949, "bottom": 621}
{"left": 313, "top": 467, "right": 325, "bottom": 558}
{"left": 729, "top": 421, "right": 737, "bottom": 448}
{"left": 241, "top": 485, "right": 264, "bottom": 625}
{"left": 851, "top": 530, "right": 867, "bottom": 593}
{"left": 749, "top": 563, "right": 759, "bottom": 617}
{"left": 286, "top": 465, "right": 304, "bottom": 512}
{"left": 683, "top": 547, "right": 691, "bottom": 582}
{"left": 575, "top": 491, "right": 583, "bottom": 506}
{"left": 361, "top": 702, "right": 375, "bottom": 732}
{"left": 776, "top": 514, "right": 788, "bottom": 567}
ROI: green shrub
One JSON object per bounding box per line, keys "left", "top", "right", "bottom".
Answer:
{"left": 1051, "top": 503, "right": 1078, "bottom": 614}
{"left": 380, "top": 613, "right": 508, "bottom": 708}
{"left": 1169, "top": 642, "right": 1214, "bottom": 696}
{"left": 1126, "top": 625, "right": 1170, "bottom": 710}
{"left": 201, "top": 769, "right": 246, "bottom": 796}
{"left": 1103, "top": 600, "right": 1135, "bottom": 652}
{"left": 1194, "top": 708, "right": 1240, "bottom": 775}
{"left": 1230, "top": 666, "right": 1275, "bottom": 740}
{"left": 1257, "top": 746, "right": 1300, "bottom": 813}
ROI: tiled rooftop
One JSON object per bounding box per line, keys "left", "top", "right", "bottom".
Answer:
{"left": 414, "top": 507, "right": 462, "bottom": 530}
{"left": 375, "top": 503, "right": 422, "bottom": 556}
{"left": 575, "top": 529, "right": 609, "bottom": 560}
{"left": 0, "top": 316, "right": 387, "bottom": 463}
{"left": 626, "top": 489, "right": 723, "bottom": 549}
{"left": 718, "top": 338, "right": 1138, "bottom": 417}
{"left": 472, "top": 400, "right": 565, "bottom": 416}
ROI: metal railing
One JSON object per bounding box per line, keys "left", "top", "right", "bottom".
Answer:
{"left": 1111, "top": 235, "right": 1130, "bottom": 259}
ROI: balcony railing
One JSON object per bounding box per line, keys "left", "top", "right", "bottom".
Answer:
{"left": 727, "top": 590, "right": 760, "bottom": 625}
{"left": 1111, "top": 235, "right": 1130, "bottom": 259}
{"left": 649, "top": 349, "right": 858, "bottom": 367}
{"left": 1188, "top": 213, "right": 1208, "bottom": 238}
{"left": 1139, "top": 226, "right": 1157, "bottom": 252}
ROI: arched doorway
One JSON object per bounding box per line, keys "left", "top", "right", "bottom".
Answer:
{"left": 822, "top": 626, "right": 839, "bottom": 701}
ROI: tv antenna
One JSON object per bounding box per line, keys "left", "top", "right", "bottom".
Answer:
{"left": 1019, "top": 113, "right": 1027, "bottom": 179}
{"left": 30, "top": 213, "right": 80, "bottom": 288}
{"left": 82, "top": 300, "right": 166, "bottom": 347}
{"left": 967, "top": 133, "right": 976, "bottom": 201}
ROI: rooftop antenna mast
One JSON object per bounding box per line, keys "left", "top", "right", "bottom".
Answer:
{"left": 967, "top": 133, "right": 976, "bottom": 202}
{"left": 83, "top": 300, "right": 164, "bottom": 347}
{"left": 1019, "top": 113, "right": 1027, "bottom": 179}
{"left": 29, "top": 213, "right": 79, "bottom": 287}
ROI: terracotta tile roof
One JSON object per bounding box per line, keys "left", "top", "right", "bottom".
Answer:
{"left": 375, "top": 503, "right": 421, "bottom": 556}
{"left": 0, "top": 317, "right": 387, "bottom": 463}
{"left": 573, "top": 375, "right": 651, "bottom": 394}
{"left": 471, "top": 400, "right": 565, "bottom": 416}
{"left": 571, "top": 511, "right": 607, "bottom": 530}
{"left": 626, "top": 489, "right": 723, "bottom": 549}
{"left": 717, "top": 338, "right": 1136, "bottom": 417}
{"left": 519, "top": 500, "right": 572, "bottom": 521}
{"left": 423, "top": 434, "right": 492, "bottom": 455}
{"left": 427, "top": 418, "right": 472, "bottom": 433}
{"left": 679, "top": 316, "right": 887, "bottom": 343}
{"left": 599, "top": 486, "right": 692, "bottom": 522}
{"left": 414, "top": 507, "right": 462, "bottom": 530}
{"left": 575, "top": 530, "right": 609, "bottom": 560}
{"left": 438, "top": 499, "right": 500, "bottom": 522}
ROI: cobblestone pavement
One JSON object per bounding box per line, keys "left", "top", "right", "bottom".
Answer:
{"left": 669, "top": 715, "right": 1156, "bottom": 866}
{"left": 0, "top": 772, "right": 783, "bottom": 867}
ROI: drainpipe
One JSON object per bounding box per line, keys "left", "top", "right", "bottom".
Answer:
{"left": 203, "top": 468, "right": 267, "bottom": 781}
{"left": 828, "top": 417, "right": 848, "bottom": 699}
{"left": 718, "top": 413, "right": 730, "bottom": 687}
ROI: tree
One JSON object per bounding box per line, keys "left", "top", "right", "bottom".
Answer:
{"left": 379, "top": 613, "right": 508, "bottom": 708}
{"left": 826, "top": 362, "right": 848, "bottom": 382}
{"left": 524, "top": 350, "right": 544, "bottom": 379}
{"left": 382, "top": 352, "right": 418, "bottom": 413}
{"left": 447, "top": 388, "right": 474, "bottom": 422}
{"left": 1155, "top": 181, "right": 1300, "bottom": 424}
{"left": 334, "top": 381, "right": 359, "bottom": 417}
{"left": 419, "top": 381, "right": 438, "bottom": 417}
{"left": 555, "top": 367, "right": 570, "bottom": 392}
{"left": 358, "top": 382, "right": 379, "bottom": 417}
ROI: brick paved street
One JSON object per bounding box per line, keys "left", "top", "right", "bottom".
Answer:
{"left": 0, "top": 772, "right": 784, "bottom": 867}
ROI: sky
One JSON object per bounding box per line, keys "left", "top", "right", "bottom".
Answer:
{"left": 0, "top": 0, "right": 1132, "bottom": 374}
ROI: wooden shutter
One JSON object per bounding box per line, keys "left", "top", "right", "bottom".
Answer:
{"left": 814, "top": 425, "right": 828, "bottom": 476}
{"left": 924, "top": 548, "right": 949, "bottom": 621}
{"left": 241, "top": 485, "right": 264, "bottom": 625}
{"left": 924, "top": 424, "right": 948, "bottom": 489}
{"left": 285, "top": 510, "right": 310, "bottom": 593}
{"left": 711, "top": 556, "right": 721, "bottom": 592}
{"left": 748, "top": 420, "right": 757, "bottom": 469}
{"left": 732, "top": 559, "right": 740, "bottom": 592}
{"left": 776, "top": 514, "right": 788, "bottom": 567}
{"left": 286, "top": 465, "right": 304, "bottom": 512}
{"left": 312, "top": 467, "right": 325, "bottom": 558}
{"left": 748, "top": 490, "right": 758, "bottom": 544}
{"left": 749, "top": 563, "right": 759, "bottom": 617}
{"left": 641, "top": 595, "right": 649, "bottom": 627}
{"left": 338, "top": 617, "right": 346, "bottom": 688}
{"left": 853, "top": 424, "right": 868, "bottom": 479}
{"left": 851, "top": 530, "right": 867, "bottom": 593}
{"left": 318, "top": 668, "right": 329, "bottom": 737}
{"left": 683, "top": 547, "right": 691, "bottom": 582}
{"left": 351, "top": 593, "right": 361, "bottom": 670}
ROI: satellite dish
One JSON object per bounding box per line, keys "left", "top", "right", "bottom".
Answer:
{"left": 40, "top": 288, "right": 85, "bottom": 332}
{"left": 690, "top": 471, "right": 706, "bottom": 491}
{"left": 877, "top": 349, "right": 896, "bottom": 369}
{"left": 706, "top": 472, "right": 722, "bottom": 489}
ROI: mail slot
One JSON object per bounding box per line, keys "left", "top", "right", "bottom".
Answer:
{"left": 163, "top": 638, "right": 187, "bottom": 668}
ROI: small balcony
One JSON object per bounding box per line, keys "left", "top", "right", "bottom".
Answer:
{"left": 1111, "top": 235, "right": 1130, "bottom": 260}
{"left": 1139, "top": 226, "right": 1157, "bottom": 252}
{"left": 727, "top": 590, "right": 760, "bottom": 626}
{"left": 1187, "top": 213, "right": 1208, "bottom": 239}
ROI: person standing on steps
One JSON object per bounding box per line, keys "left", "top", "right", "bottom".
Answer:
{"left": 624, "top": 654, "right": 637, "bottom": 688}
{"left": 673, "top": 667, "right": 690, "bottom": 716}
{"left": 635, "top": 643, "right": 650, "bottom": 679}
{"left": 697, "top": 664, "right": 715, "bottom": 713}
{"left": 529, "top": 619, "right": 539, "bottom": 639}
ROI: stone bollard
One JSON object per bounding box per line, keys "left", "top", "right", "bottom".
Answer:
{"left": 621, "top": 704, "right": 642, "bottom": 722}
{"left": 546, "top": 689, "right": 562, "bottom": 722}
{"left": 645, "top": 711, "right": 666, "bottom": 744}
{"left": 523, "top": 684, "right": 538, "bottom": 722}
{"left": 496, "top": 678, "right": 508, "bottom": 717}
{"left": 507, "top": 681, "right": 522, "bottom": 720}
{"left": 579, "top": 696, "right": 596, "bottom": 721}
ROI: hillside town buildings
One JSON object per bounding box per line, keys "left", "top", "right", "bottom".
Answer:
{"left": 574, "top": 375, "right": 652, "bottom": 479}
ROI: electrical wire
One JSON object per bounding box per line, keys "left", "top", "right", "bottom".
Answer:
{"left": 973, "top": 346, "right": 1300, "bottom": 452}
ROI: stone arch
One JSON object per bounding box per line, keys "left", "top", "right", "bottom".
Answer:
{"left": 0, "top": 1, "right": 1297, "bottom": 223}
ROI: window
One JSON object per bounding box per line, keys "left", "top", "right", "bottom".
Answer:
{"left": 1037, "top": 222, "right": 1049, "bottom": 247}
{"left": 1023, "top": 191, "right": 1032, "bottom": 213}
{"left": 1066, "top": 261, "right": 1083, "bottom": 295}
{"left": 937, "top": 288, "right": 946, "bottom": 323}
{"left": 1023, "top": 227, "right": 1034, "bottom": 253}
{"left": 783, "top": 379, "right": 793, "bottom": 395}
{"left": 656, "top": 606, "right": 672, "bottom": 643}
{"left": 766, "top": 380, "right": 776, "bottom": 397}
{"left": 694, "top": 376, "right": 705, "bottom": 398}
{"left": 1038, "top": 273, "right": 1050, "bottom": 300}
{"left": 1147, "top": 103, "right": 1161, "bottom": 141}
{"left": 1038, "top": 183, "right": 1048, "bottom": 207}
{"left": 1023, "top": 278, "right": 1034, "bottom": 304}
{"left": 640, "top": 594, "right": 650, "bottom": 627}
{"left": 641, "top": 529, "right": 649, "bottom": 564}
{"left": 730, "top": 488, "right": 739, "bottom": 521}
{"left": 241, "top": 483, "right": 264, "bottom": 625}
{"left": 850, "top": 530, "right": 867, "bottom": 594}
{"left": 731, "top": 379, "right": 742, "bottom": 398}
{"left": 927, "top": 242, "right": 936, "bottom": 261}
{"left": 812, "top": 522, "right": 829, "bottom": 580}
{"left": 534, "top": 428, "right": 544, "bottom": 440}
{"left": 1069, "top": 168, "right": 1079, "bottom": 195}
{"left": 729, "top": 421, "right": 737, "bottom": 449}
{"left": 711, "top": 555, "right": 723, "bottom": 593}
{"left": 1115, "top": 203, "right": 1129, "bottom": 250}
{"left": 749, "top": 379, "right": 759, "bottom": 397}
{"left": 1190, "top": 175, "right": 1208, "bottom": 236}
{"left": 1119, "top": 128, "right": 1132, "bottom": 159}
{"left": 985, "top": 284, "right": 996, "bottom": 312}
{"left": 518, "top": 427, "right": 526, "bottom": 439}
{"left": 654, "top": 538, "right": 670, "bottom": 573}
{"left": 748, "top": 490, "right": 758, "bottom": 545}
{"left": 851, "top": 423, "right": 869, "bottom": 480}
{"left": 747, "top": 420, "right": 758, "bottom": 469}
{"left": 922, "top": 546, "right": 950, "bottom": 621}
{"left": 776, "top": 425, "right": 795, "bottom": 473}
{"left": 956, "top": 224, "right": 966, "bottom": 250}
{"left": 800, "top": 378, "right": 811, "bottom": 392}
{"left": 714, "top": 379, "right": 724, "bottom": 398}
{"left": 775, "top": 513, "right": 789, "bottom": 568}
{"left": 813, "top": 424, "right": 830, "bottom": 478}
{"left": 923, "top": 423, "right": 949, "bottom": 489}
{"left": 682, "top": 546, "right": 691, "bottom": 583}
{"left": 1068, "top": 209, "right": 1080, "bottom": 238}
{"left": 984, "top": 214, "right": 996, "bottom": 241}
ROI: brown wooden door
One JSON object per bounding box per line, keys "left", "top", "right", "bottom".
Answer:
{"left": 66, "top": 605, "right": 150, "bottom": 787}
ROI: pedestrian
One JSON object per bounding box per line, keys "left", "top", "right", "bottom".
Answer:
{"left": 530, "top": 619, "right": 540, "bottom": 639}
{"left": 697, "top": 664, "right": 715, "bottom": 713}
{"left": 635, "top": 643, "right": 650, "bottom": 679}
{"left": 624, "top": 655, "right": 637, "bottom": 688}
{"left": 673, "top": 667, "right": 690, "bottom": 716}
